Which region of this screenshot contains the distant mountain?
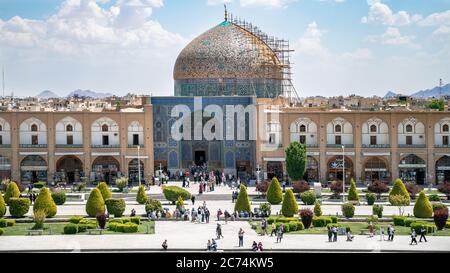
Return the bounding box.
[37,90,59,99]
[383,91,397,99]
[411,83,450,98]
[67,89,114,98]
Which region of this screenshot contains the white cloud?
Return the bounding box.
[240,0,296,8]
[361,1,421,26]
[207,0,233,5]
[366,27,419,49]
[295,22,329,57]
[418,10,450,26]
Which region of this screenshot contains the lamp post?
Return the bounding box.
[137,145,141,187]
[342,145,345,203]
[256,164,261,184]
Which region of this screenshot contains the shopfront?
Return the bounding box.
[364,157,390,182]
[399,154,426,185]
[0,156,11,180]
[327,156,353,182]
[436,156,450,184]
[20,155,48,183]
[91,156,120,184]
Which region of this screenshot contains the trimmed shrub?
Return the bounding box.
[0,228,3,235]
[300,191,316,205]
[32,209,46,230]
[130,216,141,225]
[122,223,139,233]
[438,182,450,199]
[366,193,376,205]
[372,204,383,218]
[85,188,105,217]
[341,202,355,218]
[330,181,343,197]
[9,198,30,218]
[434,208,448,230]
[330,216,338,224]
[267,217,298,224]
[288,221,298,231]
[0,193,6,217]
[0,219,14,228]
[234,184,251,213]
[51,191,66,205]
[299,208,314,228]
[108,222,120,231]
[432,203,448,212]
[405,183,420,199]
[33,182,46,189]
[313,200,322,217]
[145,199,163,213]
[162,185,191,203]
[256,181,269,195]
[446,221,450,229]
[96,213,107,229]
[368,180,389,199]
[105,198,126,217]
[266,177,283,205]
[389,179,410,205]
[292,181,310,194]
[413,191,433,218]
[275,222,290,233]
[259,203,271,216]
[176,196,185,211]
[404,218,417,227]
[77,219,97,232]
[64,224,78,234]
[115,177,129,192]
[429,194,441,202]
[313,216,332,227]
[69,216,83,224]
[347,179,359,202]
[282,189,298,217]
[4,182,20,205]
[393,216,406,226]
[97,182,112,201]
[33,187,57,217]
[410,222,435,234]
[109,218,124,224]
[136,185,148,204]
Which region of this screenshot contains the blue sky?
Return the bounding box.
[0,0,449,97]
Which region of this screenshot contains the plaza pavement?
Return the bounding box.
[1,220,449,252]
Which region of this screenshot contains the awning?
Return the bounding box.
[21,166,48,171]
[263,157,285,162]
[398,164,426,168]
[365,168,388,172]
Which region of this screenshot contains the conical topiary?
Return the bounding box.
[313,200,322,217]
[267,177,283,205]
[413,191,433,218]
[234,184,251,213]
[4,182,20,205]
[0,193,6,217]
[136,185,148,204]
[33,187,57,217]
[86,188,105,217]
[389,178,410,205]
[347,178,359,202]
[97,182,112,201]
[281,189,298,217]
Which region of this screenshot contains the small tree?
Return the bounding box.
[299,208,314,229]
[292,181,310,194]
[330,181,343,198]
[390,194,410,216]
[438,182,450,200]
[313,200,322,217]
[434,208,449,230]
[234,184,251,213]
[281,189,298,217]
[32,209,46,230]
[347,178,359,202]
[341,202,355,218]
[405,183,420,199]
[86,188,105,217]
[96,213,107,229]
[0,193,6,217]
[115,177,129,192]
[285,142,307,182]
[255,181,269,196]
[136,185,148,204]
[413,191,433,218]
[97,182,112,201]
[368,181,389,200]
[266,177,283,205]
[33,187,57,218]
[389,178,410,205]
[4,182,20,205]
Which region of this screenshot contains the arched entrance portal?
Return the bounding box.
[399,154,426,185]
[21,155,47,183]
[364,157,389,182]
[327,156,353,182]
[56,156,83,184]
[304,156,319,182]
[0,156,11,180]
[436,156,450,184]
[267,161,283,180]
[92,156,120,184]
[129,159,144,185]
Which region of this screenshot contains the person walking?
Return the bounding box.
[260,219,267,236]
[217,209,223,222]
[379,226,385,241]
[224,210,230,224]
[216,223,224,239]
[270,223,277,237]
[387,224,395,241]
[191,195,196,205]
[419,226,427,242]
[238,228,245,247]
[410,229,418,245]
[332,226,338,242]
[162,240,168,250]
[205,208,210,223]
[207,240,212,251]
[327,226,333,242]
[276,225,284,243]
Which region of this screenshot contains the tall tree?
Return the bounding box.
[285,142,307,182]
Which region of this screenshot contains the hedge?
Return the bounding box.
[341,202,355,218]
[410,222,436,234]
[366,193,376,205]
[109,222,138,233]
[266,177,283,205]
[145,199,163,213]
[51,191,66,205]
[330,216,338,224]
[389,178,410,205]
[4,182,20,205]
[0,219,15,228]
[429,194,441,202]
[162,185,191,203]
[0,193,6,217]
[9,198,31,218]
[267,217,298,224]
[393,216,406,226]
[404,218,417,227]
[136,185,148,204]
[281,189,298,217]
[105,198,126,217]
[64,224,78,234]
[300,191,316,205]
[413,191,433,218]
[69,216,83,224]
[130,216,141,225]
[275,222,290,233]
[0,228,3,236]
[85,188,105,217]
[33,187,57,217]
[97,182,112,201]
[33,182,46,189]
[432,203,448,212]
[77,219,97,232]
[288,221,304,231]
[234,184,251,213]
[313,216,333,227]
[446,221,450,229]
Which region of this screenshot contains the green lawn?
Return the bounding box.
[250,221,450,236]
[1,221,155,236]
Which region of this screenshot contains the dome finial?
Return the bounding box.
[224,4,228,21]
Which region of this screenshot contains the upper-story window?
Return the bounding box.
[335,125,342,133]
[102,124,109,132]
[299,125,306,132]
[406,124,413,133]
[31,124,38,132]
[370,125,377,133]
[66,124,73,132]
[443,124,449,132]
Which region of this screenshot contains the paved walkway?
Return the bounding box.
[0,221,449,252]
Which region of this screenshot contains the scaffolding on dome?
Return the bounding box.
[229,13,301,105]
